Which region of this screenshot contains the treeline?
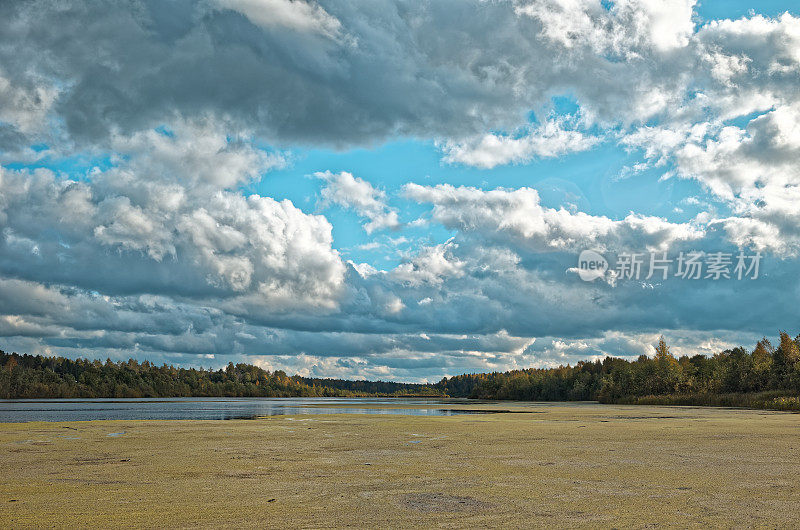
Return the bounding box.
[3,332,800,410]
[294,377,441,397]
[435,332,800,410]
[436,360,605,401]
[0,353,439,399]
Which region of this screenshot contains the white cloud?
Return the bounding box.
[404,183,704,252]
[1,2,800,381]
[440,118,599,169]
[625,103,800,254]
[315,171,400,233]
[0,128,345,308]
[213,0,343,39]
[110,120,286,188]
[390,242,465,286]
[514,0,696,54]
[0,71,58,135]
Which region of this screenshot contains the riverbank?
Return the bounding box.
[2,402,799,527]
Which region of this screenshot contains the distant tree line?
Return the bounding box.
[435,332,800,410]
[293,376,440,396]
[2,332,800,410]
[0,353,438,399]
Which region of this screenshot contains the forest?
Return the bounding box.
[435,332,800,410]
[2,332,800,410]
[0,354,438,399]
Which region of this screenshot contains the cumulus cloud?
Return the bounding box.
[0,128,345,307]
[0,0,794,162]
[315,171,400,233]
[440,118,599,169]
[625,102,800,254]
[403,183,704,252]
[0,70,58,135]
[0,1,799,381]
[109,120,286,188]
[390,242,465,286]
[213,0,344,39]
[0,0,747,150]
[523,329,762,368]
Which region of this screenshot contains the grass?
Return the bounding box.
[2,402,800,528]
[608,390,800,410]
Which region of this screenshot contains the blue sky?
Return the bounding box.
[0,0,799,381]
[262,142,693,265]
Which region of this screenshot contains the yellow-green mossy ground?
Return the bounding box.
[2,402,799,528]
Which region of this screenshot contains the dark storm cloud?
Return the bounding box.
[0,0,545,148]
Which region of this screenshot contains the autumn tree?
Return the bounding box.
[654,336,671,361]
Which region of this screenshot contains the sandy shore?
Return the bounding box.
[2,402,799,528]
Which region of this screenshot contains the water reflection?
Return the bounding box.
[0,397,503,422]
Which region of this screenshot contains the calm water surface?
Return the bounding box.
[0,397,494,422]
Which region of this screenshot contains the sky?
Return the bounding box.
[0,0,799,382]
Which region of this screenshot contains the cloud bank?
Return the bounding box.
[0,0,798,380]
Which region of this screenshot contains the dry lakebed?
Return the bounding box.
[2,401,799,528]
